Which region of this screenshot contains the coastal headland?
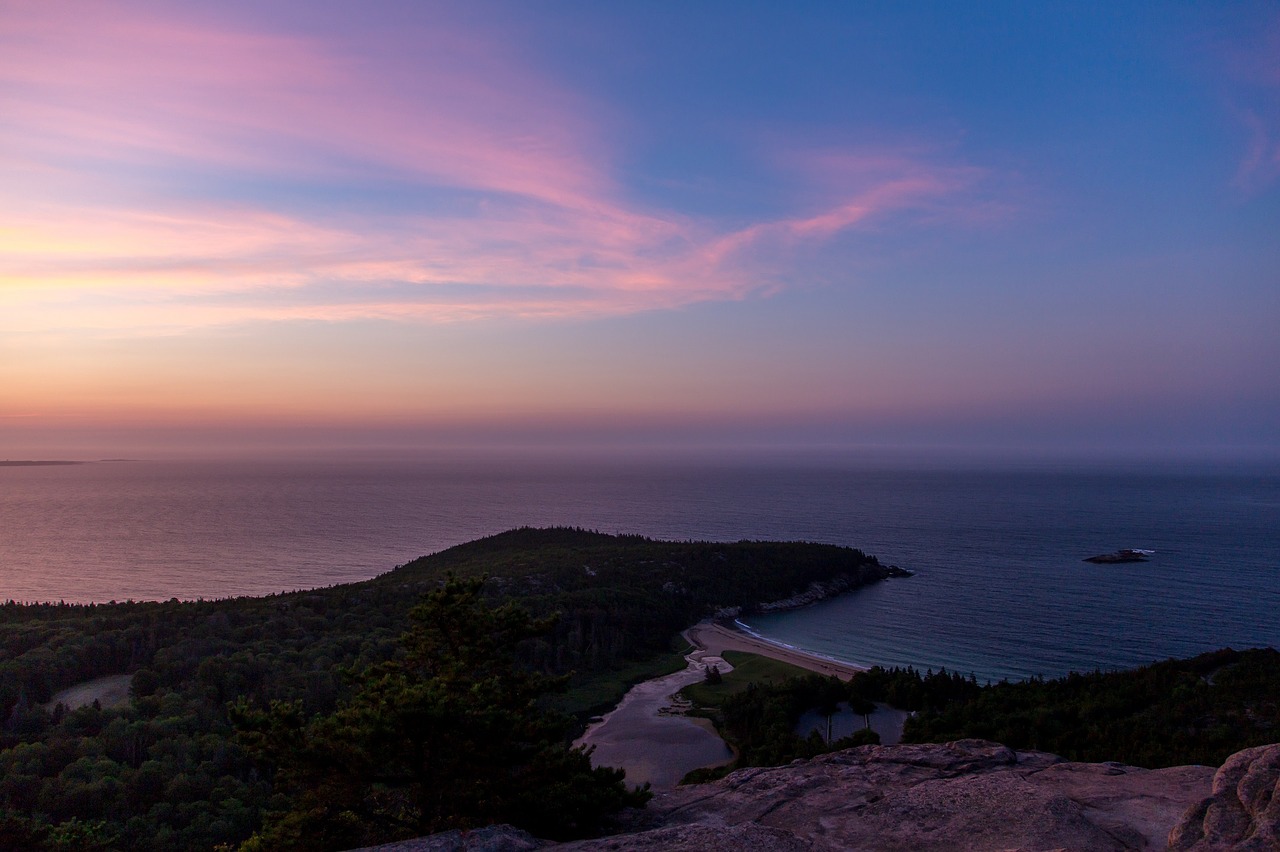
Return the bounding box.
[0,528,899,847]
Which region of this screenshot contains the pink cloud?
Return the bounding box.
[698,168,977,271]
[1231,106,1280,191]
[1,4,612,204]
[0,3,996,334]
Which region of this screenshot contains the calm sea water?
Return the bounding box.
[2,457,1277,682]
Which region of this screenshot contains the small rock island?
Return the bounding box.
[1084,548,1153,564]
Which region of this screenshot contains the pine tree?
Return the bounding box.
[234,575,647,850]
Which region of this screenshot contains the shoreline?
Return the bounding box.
[578,620,873,787]
[683,619,867,682]
[575,646,735,789]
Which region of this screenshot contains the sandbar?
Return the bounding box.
[576,652,734,789]
[579,621,870,788]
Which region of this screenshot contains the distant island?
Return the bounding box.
[0,460,84,466]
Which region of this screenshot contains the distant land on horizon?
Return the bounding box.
[0,460,85,467]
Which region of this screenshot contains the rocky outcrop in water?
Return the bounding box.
[1085,549,1151,564]
[359,740,1280,852]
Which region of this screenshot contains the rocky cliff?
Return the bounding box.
[359,739,1280,852]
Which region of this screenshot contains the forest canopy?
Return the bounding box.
[0,528,888,850]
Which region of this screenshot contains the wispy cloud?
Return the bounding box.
[1231,102,1280,192]
[0,3,993,335]
[1208,11,1280,192]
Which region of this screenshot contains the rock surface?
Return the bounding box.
[349,825,545,851]
[1168,743,1280,850]
[560,739,1216,852]
[360,741,1280,852]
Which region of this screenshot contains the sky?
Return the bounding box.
[2,1,1278,461]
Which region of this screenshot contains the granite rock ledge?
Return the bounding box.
[1168,742,1280,850]
[357,740,1280,852]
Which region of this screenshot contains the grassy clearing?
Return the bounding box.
[681,650,811,708]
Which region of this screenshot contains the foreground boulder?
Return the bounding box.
[1168,743,1280,850]
[363,740,1280,851]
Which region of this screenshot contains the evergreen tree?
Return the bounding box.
[234,576,647,850]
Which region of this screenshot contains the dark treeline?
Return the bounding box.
[687,649,1279,781]
[0,528,886,850]
[686,673,881,781]
[899,647,1280,767]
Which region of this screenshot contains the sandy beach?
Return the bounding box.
[683,620,867,681]
[687,621,912,743]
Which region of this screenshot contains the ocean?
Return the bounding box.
[2,456,1277,683]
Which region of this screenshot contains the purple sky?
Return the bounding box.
[2,1,1278,460]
